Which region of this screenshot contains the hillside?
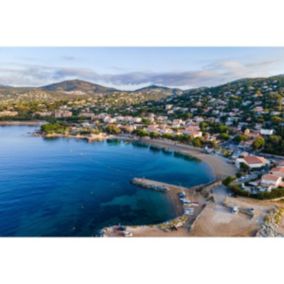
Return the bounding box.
[41,79,118,95]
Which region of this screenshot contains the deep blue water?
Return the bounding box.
[0,126,214,236]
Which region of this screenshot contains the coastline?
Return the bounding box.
[42,132,109,142]
[4,125,281,237]
[37,131,239,237]
[0,120,46,126]
[113,135,237,180]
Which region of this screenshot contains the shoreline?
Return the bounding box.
[35,132,239,237]
[0,120,46,126]
[16,123,236,180]
[4,125,281,236]
[113,135,237,180]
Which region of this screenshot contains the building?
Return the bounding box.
[271,167,284,179]
[235,155,269,169]
[54,110,73,118]
[261,174,282,188]
[0,111,18,117]
[260,129,274,136]
[79,112,95,119]
[183,126,202,138]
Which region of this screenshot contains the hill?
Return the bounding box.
[41,79,118,95]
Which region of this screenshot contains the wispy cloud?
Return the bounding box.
[0,57,281,90]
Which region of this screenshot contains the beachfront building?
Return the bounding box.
[235,155,269,169]
[183,126,202,138]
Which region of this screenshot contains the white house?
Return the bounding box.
[271,167,284,179]
[260,129,274,136]
[261,174,282,188]
[235,155,269,169]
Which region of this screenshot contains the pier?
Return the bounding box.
[131,177,222,195]
[131,177,190,192]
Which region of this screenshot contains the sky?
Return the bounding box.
[0,47,284,90]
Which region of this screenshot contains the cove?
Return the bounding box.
[0,126,214,236]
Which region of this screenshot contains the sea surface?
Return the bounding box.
[0,126,214,236]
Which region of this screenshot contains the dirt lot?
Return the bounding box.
[189,196,275,237]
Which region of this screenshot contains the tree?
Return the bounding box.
[252,136,265,150]
[222,176,236,186]
[135,129,148,137]
[240,162,250,173]
[192,137,203,147]
[41,122,68,134]
[235,134,248,143]
[149,132,160,139]
[220,133,230,140]
[105,124,121,134]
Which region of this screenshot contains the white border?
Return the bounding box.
[1,0,284,283]
[0,0,284,46]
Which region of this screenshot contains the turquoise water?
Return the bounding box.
[0,126,214,236]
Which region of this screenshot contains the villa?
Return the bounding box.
[183,126,202,138]
[261,174,282,189]
[235,155,269,169]
[271,167,284,178]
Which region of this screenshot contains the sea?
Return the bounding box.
[0,126,214,236]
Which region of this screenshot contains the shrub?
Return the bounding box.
[222,176,236,186]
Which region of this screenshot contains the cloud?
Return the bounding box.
[0,57,281,90]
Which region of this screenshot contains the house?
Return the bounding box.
[79,112,95,119]
[172,119,183,128]
[54,110,73,118]
[183,125,202,138]
[0,111,18,117]
[235,155,269,169]
[261,174,282,188]
[260,129,274,136]
[146,125,159,133]
[277,161,284,168]
[271,167,284,178]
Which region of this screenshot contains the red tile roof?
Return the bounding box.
[244,156,267,165]
[271,167,284,173]
[262,174,280,182]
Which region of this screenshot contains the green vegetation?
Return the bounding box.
[252,136,265,150]
[229,183,284,200]
[222,176,236,186]
[264,134,284,156]
[135,129,149,137]
[41,122,68,135]
[105,124,121,134]
[234,134,248,143]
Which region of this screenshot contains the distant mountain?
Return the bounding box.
[41,79,118,95]
[1,74,284,104]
